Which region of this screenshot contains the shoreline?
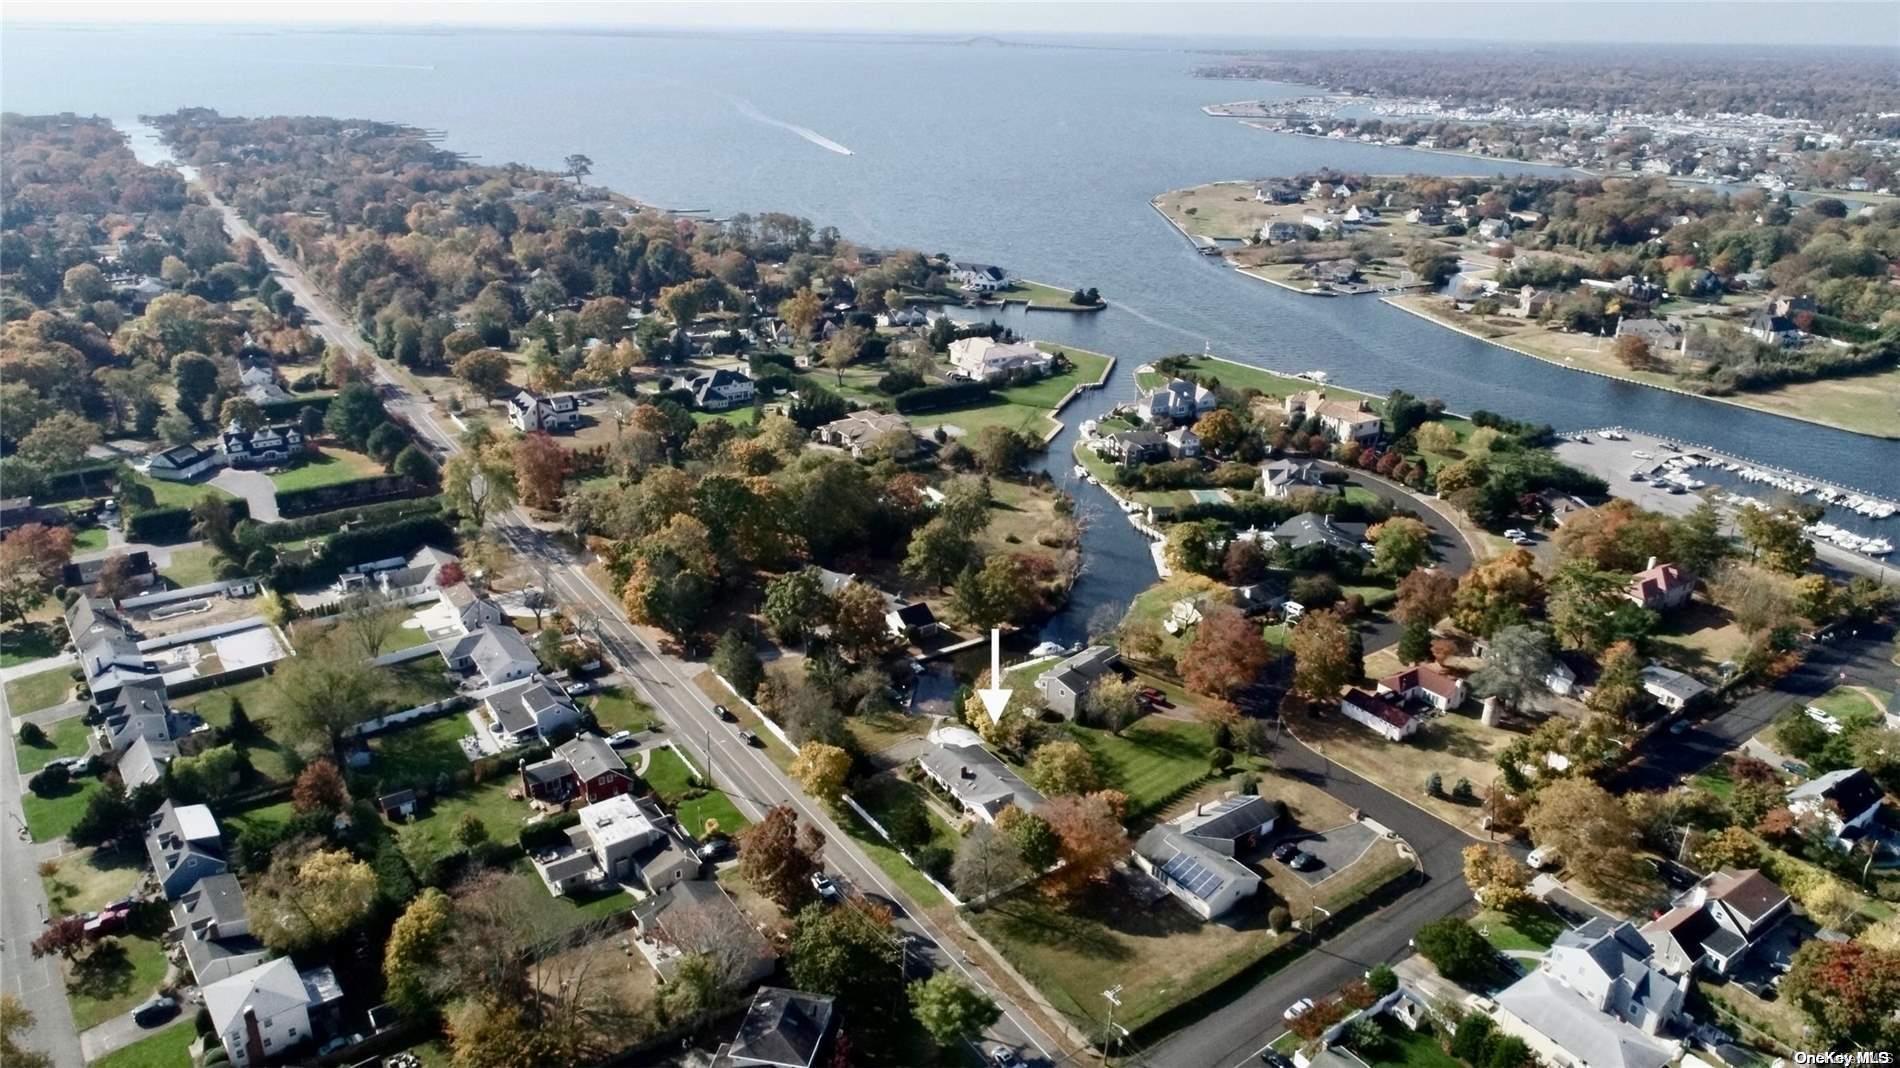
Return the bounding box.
[1234,121,1578,173]
[1379,297,1899,441]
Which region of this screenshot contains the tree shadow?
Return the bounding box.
[67,940,134,1002]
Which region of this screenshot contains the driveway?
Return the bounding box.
[80,1012,187,1062]
[1275,821,1380,886]
[209,467,280,522]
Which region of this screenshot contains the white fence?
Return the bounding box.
[709,672,797,751]
[841,792,964,906]
[346,697,466,740]
[121,577,258,610]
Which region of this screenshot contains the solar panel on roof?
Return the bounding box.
[1159,849,1226,899]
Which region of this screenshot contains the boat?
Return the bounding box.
[1073,464,1088,478]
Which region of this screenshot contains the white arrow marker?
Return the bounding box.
[976,627,1013,724]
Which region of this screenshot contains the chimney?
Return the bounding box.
[1646,556,1658,571]
[242,1005,265,1067]
[959,766,973,781]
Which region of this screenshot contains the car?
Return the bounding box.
[715,704,737,722]
[697,837,733,862]
[1628,471,1647,482]
[1289,850,1321,872]
[1259,1053,1294,1068]
[84,905,132,938]
[989,1047,1028,1068]
[1780,760,1810,777]
[1510,535,1535,546]
[318,1034,364,1056]
[1527,846,1559,870]
[1631,450,1653,459]
[563,680,595,696]
[811,872,841,902]
[1282,997,1315,1022]
[1271,842,1300,862]
[739,730,761,747]
[1668,720,1690,735]
[131,995,178,1027]
[1137,687,1169,707]
[1503,528,1527,539]
[605,730,637,748]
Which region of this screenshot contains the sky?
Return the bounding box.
[6,0,1897,48]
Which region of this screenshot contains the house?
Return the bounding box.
[885,601,942,642]
[1272,512,1368,556]
[1492,969,1679,1068]
[1742,305,1805,347]
[361,545,460,598]
[531,792,700,897]
[146,443,220,481]
[720,987,836,1068]
[946,337,1050,381]
[239,359,293,406]
[203,958,344,1068]
[1788,767,1886,849]
[1641,868,1790,976]
[1254,182,1301,204]
[949,262,1010,292]
[1628,559,1693,612]
[120,734,178,790]
[0,496,68,532]
[1302,214,1342,238]
[1259,221,1303,244]
[815,410,914,458]
[219,423,306,468]
[1376,663,1467,711]
[146,802,228,900]
[62,550,157,595]
[1343,204,1378,225]
[1536,920,1687,1034]
[1173,793,1279,852]
[1284,390,1381,443]
[1305,259,1361,286]
[688,367,756,411]
[1502,285,1557,320]
[508,389,583,433]
[1164,427,1201,459]
[99,677,185,756]
[1137,377,1218,424]
[1404,205,1444,225]
[1339,688,1418,741]
[632,879,775,985]
[918,735,1047,823]
[484,676,584,746]
[1639,664,1708,711]
[1102,429,1169,465]
[520,732,634,804]
[377,789,417,820]
[1613,318,1684,355]
[877,305,930,330]
[67,595,154,703]
[1477,218,1513,240]
[171,873,268,986]
[1132,823,1262,921]
[440,583,507,632]
[1035,645,1119,720]
[442,625,540,686]
[1260,459,1323,498]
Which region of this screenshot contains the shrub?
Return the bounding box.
[1366,963,1397,996]
[1424,771,1442,796]
[30,763,70,796]
[914,844,952,880]
[1449,1013,1495,1062]
[1208,747,1234,773]
[17,722,45,746]
[893,380,994,414]
[1268,905,1291,932]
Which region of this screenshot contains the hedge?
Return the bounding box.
[126,499,251,543]
[41,462,121,502]
[275,475,424,518]
[253,498,443,544]
[324,515,454,567]
[257,394,332,422]
[893,380,994,413]
[519,810,582,853]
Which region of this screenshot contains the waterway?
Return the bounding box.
[6,25,1890,641]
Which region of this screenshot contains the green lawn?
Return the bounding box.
[1811,686,1888,729]
[66,929,170,1030]
[1144,356,1376,409]
[997,280,1097,310]
[22,777,103,841]
[910,347,1113,441]
[643,745,698,803]
[71,526,110,551]
[159,544,225,588]
[397,780,531,862]
[589,686,658,733]
[41,847,144,916]
[90,1021,195,1068]
[1362,1018,1462,1068]
[676,789,750,840]
[1693,762,1735,802]
[16,715,93,773]
[0,624,62,668]
[838,803,946,907]
[268,446,384,491]
[365,713,473,792]
[692,406,758,426]
[1051,718,1215,820]
[130,474,235,510]
[1474,902,1566,952]
[6,666,75,715]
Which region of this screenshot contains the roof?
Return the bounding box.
[579,793,660,849]
[1038,645,1119,697]
[690,367,753,402]
[819,410,911,447]
[1554,919,1680,1023]
[636,880,773,974]
[204,958,309,1035]
[1378,663,1462,703]
[471,625,537,680]
[174,804,221,844]
[521,757,574,786]
[729,987,835,1068]
[1639,664,1708,702]
[1495,970,1674,1068]
[918,742,1047,816]
[1343,688,1413,731]
[1630,561,1691,602]
[1790,767,1884,818]
[1175,794,1276,843]
[175,873,249,931]
[888,601,937,628]
[119,734,177,789]
[556,733,629,783]
[1134,825,1258,904]
[150,443,211,468]
[1702,868,1788,925]
[487,677,571,734]
[1272,512,1366,555]
[1261,459,1319,486]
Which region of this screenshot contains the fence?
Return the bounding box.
[709,672,797,751]
[841,792,964,906]
[346,697,468,740]
[121,577,259,610]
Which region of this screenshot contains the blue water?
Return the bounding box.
[5,25,1892,639]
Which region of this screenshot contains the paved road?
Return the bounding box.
[0,684,85,1068]
[1327,463,1477,655]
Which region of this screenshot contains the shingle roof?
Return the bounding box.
[1134,825,1258,905]
[1790,768,1884,820]
[556,733,628,783]
[1175,794,1276,844]
[1703,868,1788,926]
[1343,688,1413,730]
[918,742,1046,817]
[204,959,308,1039]
[1272,512,1366,554]
[1495,971,1673,1068]
[730,987,835,1068]
[1377,663,1462,703]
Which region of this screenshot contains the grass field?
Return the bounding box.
[71,526,110,551]
[909,347,1113,441]
[397,779,530,862]
[16,715,92,773]
[66,929,169,1030]
[998,280,1099,311]
[159,544,225,588]
[0,624,62,668]
[1810,686,1888,728]
[1051,718,1214,820]
[1473,902,1566,953]
[1362,1018,1462,1068]
[22,777,104,841]
[366,714,474,791]
[41,847,144,916]
[676,790,749,840]
[268,447,383,491]
[643,745,698,802]
[130,474,235,510]
[1284,700,1506,834]
[6,665,74,716]
[838,802,946,907]
[588,686,659,733]
[91,1022,195,1068]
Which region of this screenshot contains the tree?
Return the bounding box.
[1525,778,1642,898]
[29,916,89,962]
[1397,621,1433,665]
[453,349,514,397]
[1413,917,1493,982]
[789,743,851,806]
[0,524,72,626]
[1671,499,1730,578]
[1736,505,1814,574]
[442,450,517,528]
[274,646,385,763]
[902,517,977,591]
[172,352,220,422]
[1613,334,1660,370]
[251,845,378,953]
[68,781,137,849]
[1082,675,1142,735]
[1288,607,1358,704]
[763,568,829,645]
[512,432,570,511]
[1452,550,1545,637]
[1783,940,1900,1049]
[950,825,1029,901]
[997,807,1058,869]
[18,412,101,471]
[1043,792,1129,899]
[1588,641,1645,719]
[383,888,453,1019]
[1461,844,1532,909]
[711,629,765,699]
[1692,827,1761,872]
[822,324,865,385]
[737,804,825,911]
[218,396,263,431]
[455,811,490,848]
[909,973,1002,1047]
[830,581,893,661]
[1548,561,1653,654]
[972,426,1029,475]
[1368,517,1432,577]
[0,994,53,1068]
[1366,963,1398,996]
[393,444,437,486]
[1026,740,1101,796]
[324,381,388,450]
[1469,624,1555,712]
[1222,538,1270,585]
[787,900,900,1013]
[1181,604,1272,699]
[563,153,593,186]
[777,290,822,347]
[169,744,247,803]
[1192,409,1245,455]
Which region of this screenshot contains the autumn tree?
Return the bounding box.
[442,449,517,529]
[1043,792,1130,899]
[1587,641,1644,719]
[1180,604,1272,699]
[1461,844,1532,909]
[829,581,893,661]
[787,900,900,1015]
[1525,778,1643,899]
[1082,675,1142,735]
[1692,827,1761,872]
[1735,505,1815,574]
[0,994,53,1068]
[1285,610,1357,708]
[291,759,351,814]
[1613,334,1660,370]
[1026,739,1101,797]
[453,348,513,397]
[1368,516,1433,577]
[513,431,570,511]
[1548,561,1654,654]
[0,523,73,626]
[1451,550,1544,637]
[383,888,453,1018]
[763,568,829,645]
[251,844,379,952]
[963,672,1037,755]
[737,804,826,911]
[789,743,851,806]
[29,916,90,962]
[822,324,865,385]
[1192,408,1245,455]
[1469,624,1554,712]
[778,290,822,348]
[909,973,1002,1047]
[1783,940,1900,1049]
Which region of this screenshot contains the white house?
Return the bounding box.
[885,601,942,642]
[146,443,220,481]
[531,792,700,897]
[1640,868,1790,977]
[917,732,1046,824]
[1137,377,1217,424]
[1164,427,1201,459]
[687,368,756,411]
[1284,389,1381,443]
[1301,213,1342,238]
[946,337,1050,381]
[1375,663,1467,711]
[219,423,306,468]
[1639,664,1708,711]
[1133,821,1262,921]
[1788,768,1886,850]
[950,262,1010,292]
[1260,459,1323,498]
[508,389,583,433]
[440,583,506,633]
[1628,559,1693,612]
[1339,688,1418,741]
[1259,221,1303,244]
[484,676,584,746]
[204,958,343,1068]
[441,625,540,687]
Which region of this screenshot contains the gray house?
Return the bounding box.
[1034,646,1120,720]
[171,873,269,985]
[146,802,228,900]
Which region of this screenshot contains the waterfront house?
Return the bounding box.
[1271,512,1368,557]
[1613,318,1684,355]
[686,367,756,411]
[1305,259,1361,286]
[1259,459,1323,498]
[1788,767,1885,850]
[816,410,915,458]
[918,734,1046,823]
[1102,429,1169,465]
[1260,221,1303,244]
[949,262,1010,292]
[1339,688,1418,741]
[1628,559,1693,612]
[219,422,305,468]
[1164,427,1202,459]
[1137,377,1217,424]
[1284,389,1381,443]
[508,389,583,433]
[1742,306,1805,347]
[146,443,220,481]
[885,601,942,642]
[1035,645,1120,719]
[1254,182,1301,204]
[1503,285,1556,320]
[947,337,1050,381]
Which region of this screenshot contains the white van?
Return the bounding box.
[1526,846,1559,870]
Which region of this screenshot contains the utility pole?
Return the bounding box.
[1100,985,1122,1066]
[704,722,716,791]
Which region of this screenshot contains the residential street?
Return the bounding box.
[0,682,85,1068]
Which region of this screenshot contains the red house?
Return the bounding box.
[519,733,632,805]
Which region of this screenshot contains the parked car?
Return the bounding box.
[605,730,637,748]
[131,996,178,1027]
[1259,1053,1294,1068]
[1271,842,1300,862]
[1503,529,1527,540]
[1780,760,1810,777]
[739,730,761,747]
[84,904,133,938]
[1668,720,1690,735]
[989,1047,1028,1068]
[1289,851,1321,872]
[1527,846,1559,870]
[811,872,841,902]
[1137,687,1170,707]
[696,837,733,863]
[715,704,737,722]
[564,680,595,696]
[1282,997,1315,1022]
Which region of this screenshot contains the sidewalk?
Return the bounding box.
[1,654,76,683]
